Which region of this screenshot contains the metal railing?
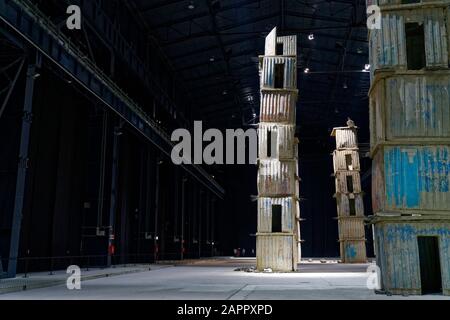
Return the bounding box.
[0,250,216,278]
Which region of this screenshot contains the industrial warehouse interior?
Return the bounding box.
[0,0,450,306]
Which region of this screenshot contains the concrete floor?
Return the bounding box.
[0,258,448,300]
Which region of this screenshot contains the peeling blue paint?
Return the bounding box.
[345,244,357,260]
[375,222,450,294]
[384,146,450,209]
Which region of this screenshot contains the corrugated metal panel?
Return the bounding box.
[335,171,362,194]
[424,8,448,67]
[258,197,295,232]
[369,9,448,70]
[256,234,296,271]
[384,146,450,211]
[258,124,296,159]
[340,240,367,263]
[338,218,366,239]
[372,150,386,213]
[261,57,297,89]
[369,14,406,70]
[277,36,297,56]
[336,193,365,217]
[260,91,296,123]
[335,128,358,149]
[265,27,277,55]
[258,160,296,196]
[385,75,450,138]
[375,222,450,295]
[333,150,361,171]
[369,82,385,148]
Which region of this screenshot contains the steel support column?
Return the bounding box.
[180,176,187,260]
[107,123,121,267]
[154,156,162,262]
[7,60,36,278]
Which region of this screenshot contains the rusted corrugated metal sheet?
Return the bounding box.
[383,146,450,211]
[369,83,385,149]
[369,8,448,70]
[333,128,358,149]
[372,150,386,214]
[335,171,362,194]
[277,36,297,56]
[261,57,297,89]
[258,197,295,232]
[258,124,296,159]
[385,75,450,138]
[375,221,450,295]
[338,218,365,239]
[333,150,361,171]
[258,160,296,196]
[336,194,364,217]
[256,234,296,271]
[260,91,296,123]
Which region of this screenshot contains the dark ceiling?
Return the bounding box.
[130,0,370,145]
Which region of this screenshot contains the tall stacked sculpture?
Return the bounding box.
[331,123,367,263]
[257,27,301,272]
[367,0,450,295]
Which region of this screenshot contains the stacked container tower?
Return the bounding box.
[331,125,367,263]
[367,0,450,295]
[256,27,301,272]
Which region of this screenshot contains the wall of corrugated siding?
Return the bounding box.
[260,91,296,123]
[338,218,365,239]
[385,75,450,138]
[335,171,362,194]
[383,146,450,211]
[369,83,386,149]
[261,57,297,89]
[336,194,365,217]
[340,240,367,263]
[277,36,297,56]
[333,150,361,171]
[258,197,296,233]
[259,124,296,159]
[256,234,295,271]
[372,150,386,213]
[335,129,358,149]
[258,160,296,196]
[375,222,450,295]
[369,8,448,70]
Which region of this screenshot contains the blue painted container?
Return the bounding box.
[375,220,450,295]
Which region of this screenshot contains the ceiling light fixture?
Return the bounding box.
[187,1,195,10]
[304,68,310,74]
[308,34,314,41]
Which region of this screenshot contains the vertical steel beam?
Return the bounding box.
[7,62,36,278]
[107,123,121,267]
[180,176,187,260]
[198,190,203,258]
[154,156,162,262]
